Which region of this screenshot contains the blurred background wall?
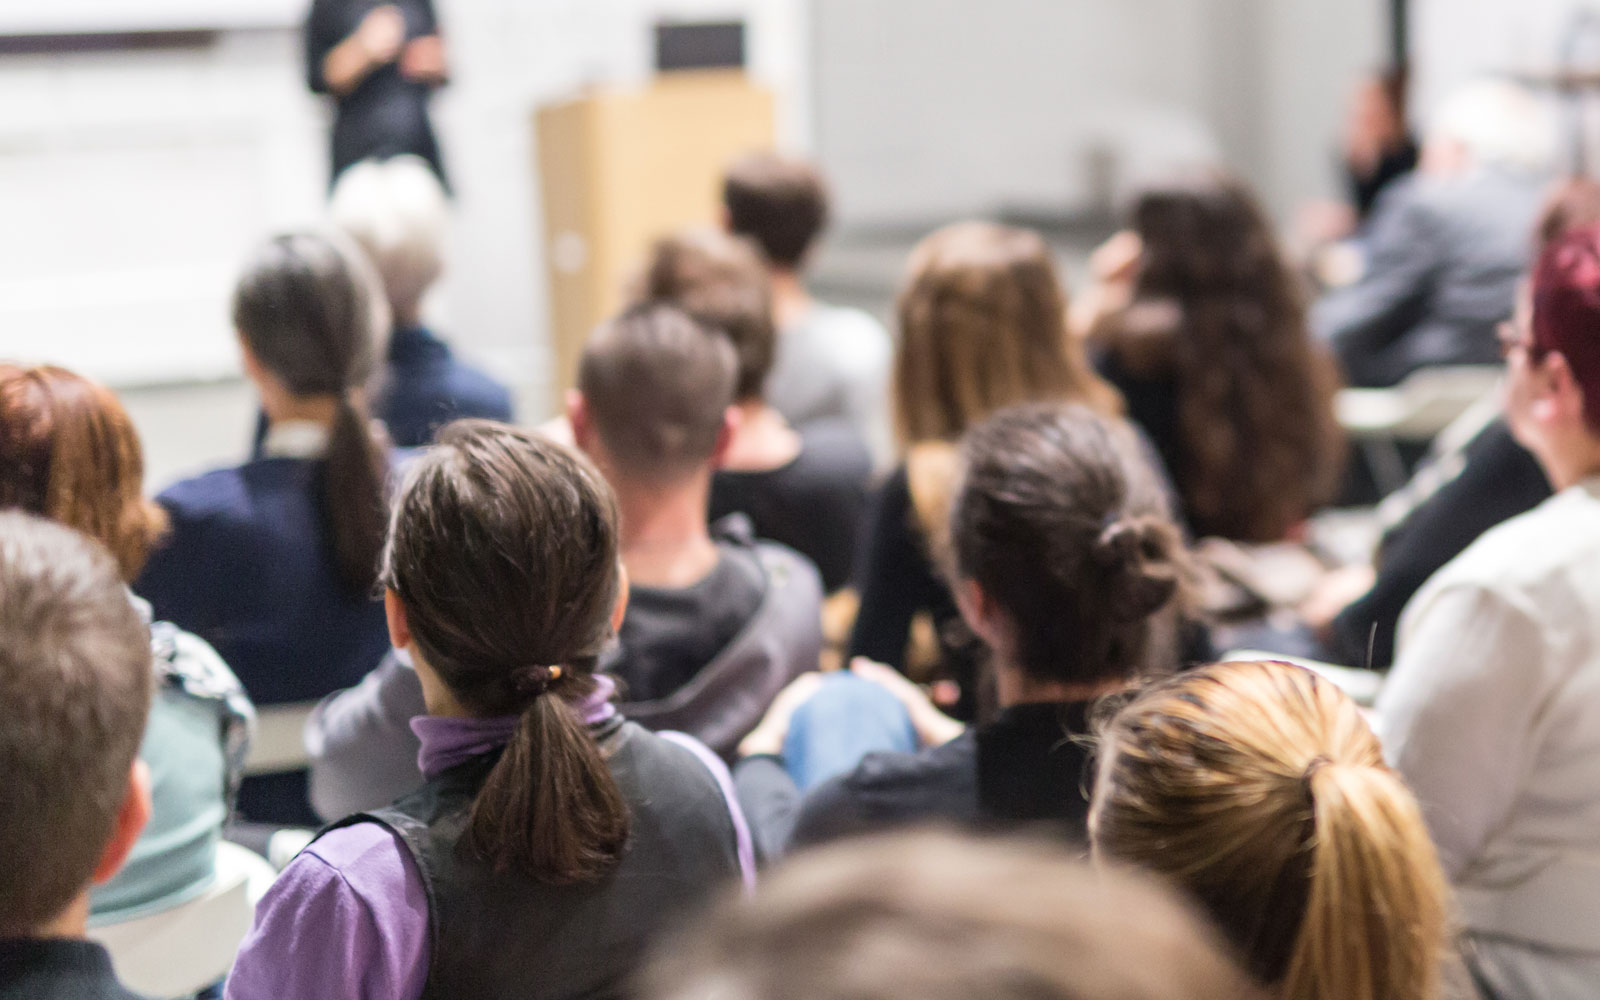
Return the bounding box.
[1,0,1596,481]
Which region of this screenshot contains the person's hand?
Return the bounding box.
[400,34,448,83]
[357,5,406,66]
[849,658,965,748]
[1089,230,1143,286]
[1299,563,1377,634]
[738,672,826,759]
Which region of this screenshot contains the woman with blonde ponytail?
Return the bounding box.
[227,421,749,1000]
[1090,659,1450,1000]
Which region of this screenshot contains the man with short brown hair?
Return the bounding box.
[0,513,154,999]
[722,153,892,466]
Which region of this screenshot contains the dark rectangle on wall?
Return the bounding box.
[0,30,217,56]
[655,21,745,72]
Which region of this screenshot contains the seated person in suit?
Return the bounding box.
[645,832,1259,1000]
[1313,79,1554,388]
[0,365,252,927]
[331,155,512,445]
[1376,223,1600,998]
[137,232,397,825]
[733,402,1188,858]
[639,229,872,593]
[0,514,157,1000]
[722,153,893,468]
[305,307,825,819]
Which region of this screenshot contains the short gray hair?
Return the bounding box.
[330,155,450,320]
[0,512,151,933]
[1428,79,1557,174]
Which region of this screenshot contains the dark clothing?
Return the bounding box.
[709,420,872,592]
[1330,418,1551,668]
[1349,138,1420,221]
[0,939,141,1000]
[137,456,395,824]
[138,458,391,708]
[613,539,768,703]
[328,719,741,1000]
[847,465,980,715]
[375,326,513,447]
[1095,351,1188,522]
[1313,166,1546,388]
[305,0,447,185]
[737,701,1096,856]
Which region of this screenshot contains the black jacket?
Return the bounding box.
[736,701,1097,860]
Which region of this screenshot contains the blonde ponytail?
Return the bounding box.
[1288,763,1448,1000]
[1091,660,1450,1000]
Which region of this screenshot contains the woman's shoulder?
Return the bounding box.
[156,458,319,523]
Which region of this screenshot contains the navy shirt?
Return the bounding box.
[375,325,513,447]
[137,457,391,708]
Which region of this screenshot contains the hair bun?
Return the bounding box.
[1091,514,1182,622]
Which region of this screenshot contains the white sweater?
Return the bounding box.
[1378,477,1600,954]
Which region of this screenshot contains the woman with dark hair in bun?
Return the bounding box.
[227,421,748,1000]
[734,402,1190,854]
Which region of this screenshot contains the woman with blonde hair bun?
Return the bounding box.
[1090,659,1450,1000]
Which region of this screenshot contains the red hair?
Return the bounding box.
[1532,223,1600,431]
[0,365,167,580]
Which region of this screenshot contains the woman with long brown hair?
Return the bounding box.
[0,364,253,926]
[136,231,395,824]
[849,222,1123,717]
[1091,659,1451,1000]
[1083,172,1344,542]
[227,421,748,1000]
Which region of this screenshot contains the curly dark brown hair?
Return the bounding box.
[1097,172,1344,542]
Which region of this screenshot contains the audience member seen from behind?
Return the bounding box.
[1311,177,1600,667]
[0,514,156,1000]
[735,403,1186,856]
[304,307,825,818]
[722,152,893,466]
[331,155,511,446]
[1377,223,1600,999]
[137,232,394,825]
[1313,79,1556,387]
[638,228,872,593]
[228,422,748,1000]
[645,832,1263,1000]
[0,366,252,927]
[850,221,1123,718]
[574,305,824,754]
[1092,659,1451,1000]
[1081,171,1344,543]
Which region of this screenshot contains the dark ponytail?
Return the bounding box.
[382,421,629,883]
[950,403,1189,685]
[233,231,391,593]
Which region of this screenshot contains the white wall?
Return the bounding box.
[809,0,1386,229]
[0,0,809,414]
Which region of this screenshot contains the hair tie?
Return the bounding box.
[511,664,564,699]
[1301,755,1332,787]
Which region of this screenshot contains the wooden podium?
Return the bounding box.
[536,70,776,409]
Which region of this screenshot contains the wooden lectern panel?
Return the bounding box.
[536,70,776,410]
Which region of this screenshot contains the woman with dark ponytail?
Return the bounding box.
[734,401,1189,854]
[227,421,748,1000]
[137,232,396,824]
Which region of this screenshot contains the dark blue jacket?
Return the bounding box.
[136,457,391,708]
[375,325,513,447]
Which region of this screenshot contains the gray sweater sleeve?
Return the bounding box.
[305,652,427,822]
